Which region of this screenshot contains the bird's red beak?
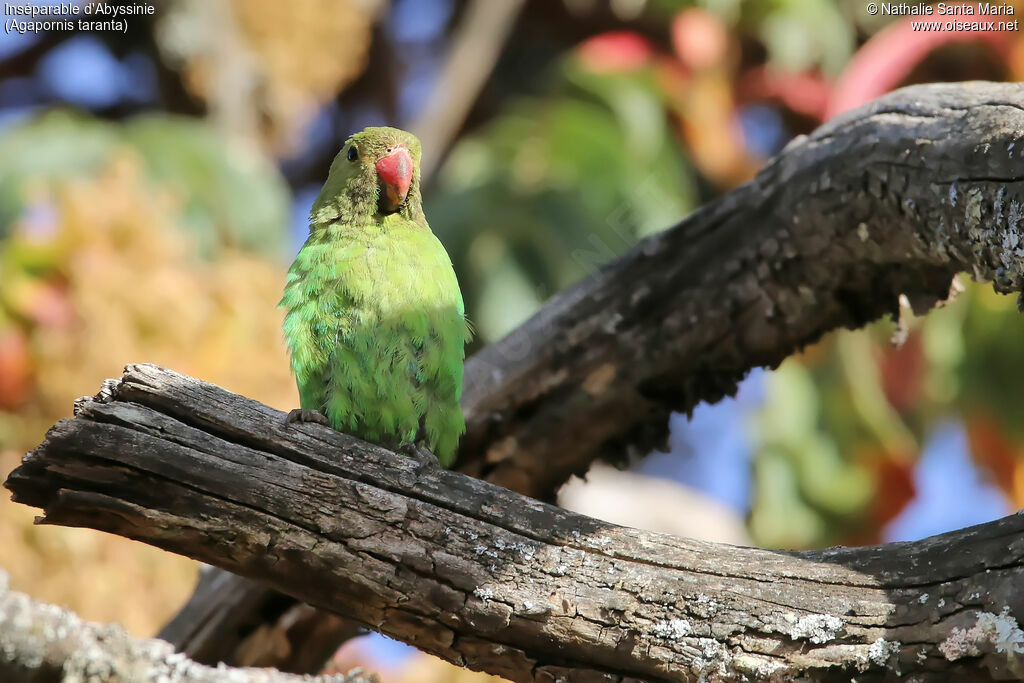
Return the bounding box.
[376,146,413,213]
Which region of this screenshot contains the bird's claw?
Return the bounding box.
[285,408,330,427]
[400,442,439,468]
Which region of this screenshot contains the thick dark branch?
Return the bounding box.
[158,567,362,671]
[64,81,1024,671]
[6,364,1024,682]
[461,80,1024,497]
[0,569,376,683]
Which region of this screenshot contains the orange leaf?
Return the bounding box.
[0,328,33,410]
[965,414,1019,503]
[671,8,728,72]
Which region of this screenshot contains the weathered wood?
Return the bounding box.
[157,567,363,671]
[459,81,1024,498]
[162,80,1024,671]
[0,569,377,683]
[7,364,1024,682]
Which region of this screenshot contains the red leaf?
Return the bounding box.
[577,31,654,74]
[869,455,917,530]
[843,451,917,545]
[877,331,925,414]
[965,414,1019,503]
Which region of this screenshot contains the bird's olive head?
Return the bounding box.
[338,127,422,215]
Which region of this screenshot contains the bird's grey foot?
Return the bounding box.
[400,442,439,468]
[285,408,330,427]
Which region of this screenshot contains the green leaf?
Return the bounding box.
[123,116,290,259]
[0,110,290,259]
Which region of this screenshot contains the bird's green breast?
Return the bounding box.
[281,213,468,465]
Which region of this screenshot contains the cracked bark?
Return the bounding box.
[461,80,1024,498]
[0,569,377,683]
[5,364,1024,682]
[10,80,1024,676]
[159,80,1024,672]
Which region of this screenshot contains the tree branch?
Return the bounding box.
[157,567,363,671]
[6,364,1024,682]
[15,81,1024,675]
[0,568,376,683]
[459,80,1024,498]
[107,80,1024,671]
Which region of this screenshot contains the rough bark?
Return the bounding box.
[157,566,363,671]
[15,80,1024,675]
[459,80,1024,497]
[7,364,1024,682]
[0,569,377,683]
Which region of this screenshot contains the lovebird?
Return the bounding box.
[280,127,471,466]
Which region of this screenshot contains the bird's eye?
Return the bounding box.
[346,146,359,162]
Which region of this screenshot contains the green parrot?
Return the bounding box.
[280,127,470,466]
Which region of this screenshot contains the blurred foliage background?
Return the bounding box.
[1,0,1023,679]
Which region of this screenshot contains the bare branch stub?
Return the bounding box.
[6,363,1024,682]
[0,569,377,683]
